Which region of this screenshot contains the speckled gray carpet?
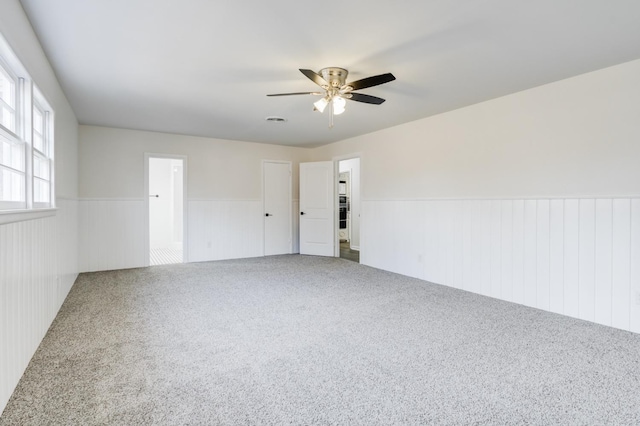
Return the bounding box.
[2,255,640,425]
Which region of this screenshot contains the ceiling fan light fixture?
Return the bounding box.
[267,67,395,127]
[332,96,346,115]
[313,97,329,113]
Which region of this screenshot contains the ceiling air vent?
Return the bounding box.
[265,116,287,123]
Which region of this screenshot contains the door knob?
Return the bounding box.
[265,213,272,217]
[300,212,305,215]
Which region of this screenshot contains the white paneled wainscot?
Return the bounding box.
[79,199,146,272]
[79,198,299,272]
[361,198,640,333]
[188,200,263,262]
[0,198,79,411]
[188,199,301,260]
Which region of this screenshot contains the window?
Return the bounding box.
[0,63,17,132]
[0,34,55,215]
[0,132,26,209]
[0,59,25,210]
[32,89,54,207]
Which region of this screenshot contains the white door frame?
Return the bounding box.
[333,153,362,258]
[262,159,293,255]
[144,153,189,266]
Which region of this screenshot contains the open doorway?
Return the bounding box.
[146,155,186,266]
[337,157,360,263]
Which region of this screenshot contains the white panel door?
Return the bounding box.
[149,158,174,250]
[263,161,292,256]
[300,161,334,256]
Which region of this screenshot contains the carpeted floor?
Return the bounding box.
[2,255,640,425]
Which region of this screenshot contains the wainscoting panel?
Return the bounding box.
[612,199,631,330]
[563,199,580,318]
[56,198,79,305]
[79,199,146,272]
[79,198,299,272]
[512,200,525,305]
[631,199,640,333]
[578,199,596,322]
[0,198,79,413]
[500,201,514,303]
[549,200,564,315]
[187,200,263,262]
[594,199,613,325]
[361,198,640,333]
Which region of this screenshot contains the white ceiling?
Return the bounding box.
[19,0,640,148]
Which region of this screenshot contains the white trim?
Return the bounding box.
[0,208,56,225]
[144,153,189,266]
[361,195,640,202]
[79,197,269,202]
[79,197,146,202]
[187,198,262,202]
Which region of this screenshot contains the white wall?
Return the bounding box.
[0,0,79,413]
[79,125,311,271]
[316,59,640,201]
[313,59,640,333]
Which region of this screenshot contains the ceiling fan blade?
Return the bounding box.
[299,69,329,87]
[346,73,396,91]
[347,93,386,105]
[267,92,323,96]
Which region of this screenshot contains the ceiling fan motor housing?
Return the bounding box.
[319,67,349,88]
[266,67,394,119]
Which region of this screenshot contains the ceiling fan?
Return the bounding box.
[267,67,396,127]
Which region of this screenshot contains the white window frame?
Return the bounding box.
[32,86,55,209]
[0,56,27,211]
[0,57,19,135]
[0,33,56,225]
[0,131,27,210]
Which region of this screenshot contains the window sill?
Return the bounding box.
[0,208,57,225]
